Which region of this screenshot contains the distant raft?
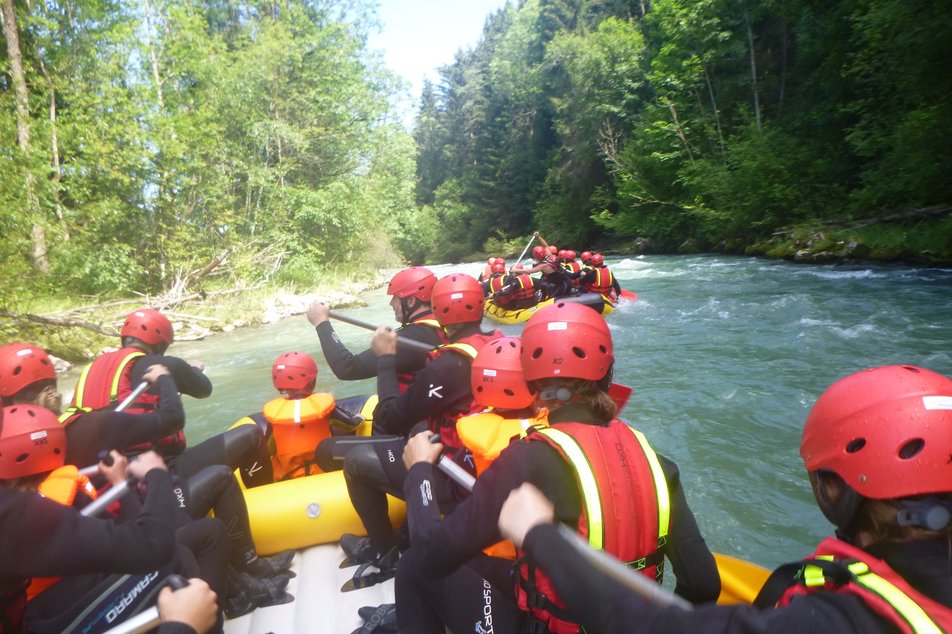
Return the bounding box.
[484,292,615,325]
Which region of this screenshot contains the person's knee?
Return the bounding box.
[343,444,379,482]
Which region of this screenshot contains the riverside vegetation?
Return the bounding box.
[2,0,950,356]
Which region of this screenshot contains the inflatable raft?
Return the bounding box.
[484,292,615,325]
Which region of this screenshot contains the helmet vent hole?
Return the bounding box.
[845,438,866,453]
[571,347,587,359]
[12,367,21,376]
[504,389,514,397]
[598,345,607,354]
[476,386,483,393]
[54,448,61,455]
[531,348,543,360]
[898,438,925,460]
[15,453,29,463]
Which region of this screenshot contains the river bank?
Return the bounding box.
[4,273,390,371]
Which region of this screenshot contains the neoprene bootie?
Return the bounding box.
[342,547,399,592]
[352,603,398,633]
[224,569,294,619]
[340,533,373,561]
[244,549,295,578]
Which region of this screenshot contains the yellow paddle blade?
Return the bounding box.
[714,552,772,605]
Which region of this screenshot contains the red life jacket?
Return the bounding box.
[777,537,952,634]
[59,348,185,456]
[515,420,671,634]
[489,274,535,306]
[395,316,449,392]
[424,331,501,450]
[584,266,616,297]
[562,261,582,286]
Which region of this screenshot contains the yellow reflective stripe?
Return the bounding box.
[847,563,943,634]
[536,427,604,550]
[71,362,95,410]
[441,343,479,359]
[109,352,143,402]
[629,428,671,542]
[413,319,443,330]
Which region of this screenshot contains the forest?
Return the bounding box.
[3,0,951,311]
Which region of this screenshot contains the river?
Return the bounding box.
[63,254,952,572]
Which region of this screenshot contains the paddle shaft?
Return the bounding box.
[328,311,436,353]
[76,381,152,478]
[430,435,691,611]
[100,575,188,634]
[80,477,132,517]
[513,234,537,269]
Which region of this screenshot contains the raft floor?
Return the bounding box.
[224,543,394,634]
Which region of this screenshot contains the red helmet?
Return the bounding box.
[0,404,66,479]
[487,256,495,265]
[566,250,577,260]
[388,267,437,302]
[521,302,613,382]
[493,257,506,266]
[801,365,952,500]
[471,337,534,410]
[121,309,174,346]
[532,246,546,261]
[580,251,593,264]
[431,274,485,325]
[547,245,558,255]
[0,344,57,398]
[557,250,567,260]
[272,352,318,394]
[490,262,506,275]
[591,253,604,266]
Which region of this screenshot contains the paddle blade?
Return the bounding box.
[714,552,771,605]
[620,289,638,301]
[607,383,633,415]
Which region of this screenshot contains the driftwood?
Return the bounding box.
[0,308,118,336]
[0,245,284,342]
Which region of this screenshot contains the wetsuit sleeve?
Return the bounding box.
[131,355,212,399]
[612,275,622,295]
[402,441,581,577]
[657,456,721,603]
[521,523,884,634]
[316,321,436,381]
[0,468,177,578]
[372,353,473,436]
[65,375,185,466]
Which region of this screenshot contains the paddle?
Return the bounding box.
[76,381,151,479]
[713,552,772,605]
[512,233,537,270]
[99,575,189,634]
[328,311,436,353]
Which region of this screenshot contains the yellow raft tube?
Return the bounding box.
[230,394,406,555]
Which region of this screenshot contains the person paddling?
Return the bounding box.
[573,253,621,302]
[307,266,447,387]
[394,301,720,633]
[337,273,502,590]
[499,364,952,634]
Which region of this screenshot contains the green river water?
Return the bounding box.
[62,254,952,572]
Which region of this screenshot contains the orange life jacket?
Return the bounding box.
[456,408,549,560]
[776,537,952,634]
[28,466,99,600]
[515,420,671,633]
[262,393,336,481]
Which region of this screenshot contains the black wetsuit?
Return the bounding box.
[0,469,177,632]
[522,527,952,634]
[396,403,721,633]
[314,312,444,382]
[344,324,495,555]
